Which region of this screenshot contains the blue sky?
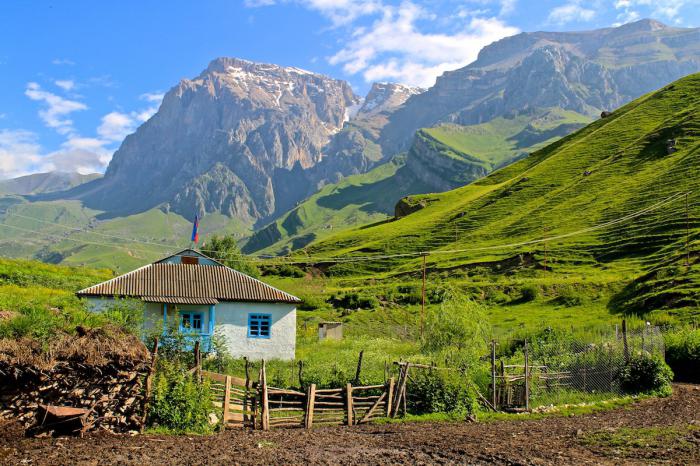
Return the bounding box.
[1,0,698,179]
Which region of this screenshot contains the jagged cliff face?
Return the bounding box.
[79,58,360,222]
[381,19,700,154]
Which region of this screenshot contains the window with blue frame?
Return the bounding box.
[180,312,204,333]
[248,313,272,338]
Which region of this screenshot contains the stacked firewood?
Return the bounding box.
[0,360,150,434]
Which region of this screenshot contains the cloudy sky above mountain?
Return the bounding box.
[0,0,698,179]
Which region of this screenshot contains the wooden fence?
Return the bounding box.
[202,370,256,429]
[203,365,394,430]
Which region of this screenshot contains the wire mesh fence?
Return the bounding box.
[492,324,665,409]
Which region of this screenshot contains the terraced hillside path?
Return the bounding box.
[1,384,699,465]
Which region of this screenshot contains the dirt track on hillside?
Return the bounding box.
[1,384,699,465]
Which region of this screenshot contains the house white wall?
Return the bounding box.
[84,297,296,361]
[215,301,296,361]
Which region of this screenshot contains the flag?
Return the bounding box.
[191,215,200,244]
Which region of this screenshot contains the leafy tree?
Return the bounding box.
[203,235,260,278]
[422,286,490,368]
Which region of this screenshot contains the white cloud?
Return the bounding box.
[547,2,596,25]
[613,0,697,23]
[329,5,519,87]
[247,1,518,87]
[24,82,87,135]
[51,58,75,66]
[0,130,43,179]
[0,129,110,179]
[97,112,136,142]
[54,79,75,91]
[140,92,165,103]
[135,92,165,122]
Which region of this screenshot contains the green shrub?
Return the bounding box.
[552,285,586,307]
[483,287,509,304]
[149,359,216,433]
[328,292,379,310]
[620,353,673,396]
[519,284,539,302]
[407,370,477,415]
[665,328,700,382]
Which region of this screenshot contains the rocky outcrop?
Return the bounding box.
[404,131,490,192]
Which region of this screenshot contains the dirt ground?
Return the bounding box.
[1,384,699,465]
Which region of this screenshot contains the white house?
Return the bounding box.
[77,249,301,360]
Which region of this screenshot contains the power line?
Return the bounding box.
[0,191,689,266]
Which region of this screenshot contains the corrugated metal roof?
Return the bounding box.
[142,296,219,305]
[77,263,301,304]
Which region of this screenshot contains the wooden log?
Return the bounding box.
[314,388,344,394]
[267,388,305,396]
[352,384,387,391]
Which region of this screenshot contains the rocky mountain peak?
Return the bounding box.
[73,57,363,223]
[357,82,424,117]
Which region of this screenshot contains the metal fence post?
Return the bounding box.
[490,340,497,409]
[524,340,530,411]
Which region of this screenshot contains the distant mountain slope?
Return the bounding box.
[301,73,700,319]
[380,19,700,155]
[0,172,100,195]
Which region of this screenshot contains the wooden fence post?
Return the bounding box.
[298,360,304,387]
[354,350,364,385]
[261,360,270,431]
[524,340,530,411]
[386,377,395,417]
[490,339,497,410]
[345,383,354,426]
[222,375,232,430]
[304,383,316,429]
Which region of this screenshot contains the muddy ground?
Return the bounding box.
[1,384,699,465]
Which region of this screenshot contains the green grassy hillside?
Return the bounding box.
[246,108,589,255]
[422,108,590,169]
[0,199,249,273]
[297,73,700,323]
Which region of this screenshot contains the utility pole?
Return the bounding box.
[421,253,427,339]
[543,226,548,274]
[686,193,690,269]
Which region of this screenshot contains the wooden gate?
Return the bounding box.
[202,370,256,429]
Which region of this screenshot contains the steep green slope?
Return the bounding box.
[244,155,432,254]
[246,108,589,254]
[300,73,700,321]
[423,108,590,169]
